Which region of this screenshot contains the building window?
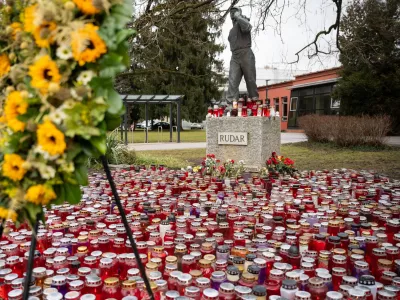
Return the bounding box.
[273,98,279,113]
[282,97,288,121]
[290,97,298,111]
[331,98,340,109]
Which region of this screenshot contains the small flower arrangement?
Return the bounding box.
[199,156,245,179]
[266,152,296,176]
[0,0,133,225]
[201,153,219,176]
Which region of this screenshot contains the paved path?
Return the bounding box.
[128,133,400,151]
[387,136,400,146]
[128,132,308,151]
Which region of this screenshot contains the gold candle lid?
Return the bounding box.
[166,256,177,264]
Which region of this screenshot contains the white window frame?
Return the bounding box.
[282,97,288,121]
[290,97,298,111]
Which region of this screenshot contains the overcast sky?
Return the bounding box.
[218,0,343,75]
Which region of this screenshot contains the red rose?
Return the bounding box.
[211,154,215,158]
[272,152,277,157]
[284,158,294,166]
[231,159,235,164]
[271,157,278,164]
[267,159,272,165]
[216,159,220,163]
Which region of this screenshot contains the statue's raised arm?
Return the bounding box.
[234,12,252,33]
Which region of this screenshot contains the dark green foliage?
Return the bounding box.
[116,0,226,123]
[334,0,400,133]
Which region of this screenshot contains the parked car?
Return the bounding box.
[191,122,204,129]
[135,121,146,129]
[149,122,170,130]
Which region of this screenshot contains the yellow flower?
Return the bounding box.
[10,22,22,39]
[4,91,28,119]
[2,154,27,181]
[25,184,56,205]
[72,0,100,14]
[0,207,17,222]
[0,54,11,77]
[37,120,66,156]
[28,55,61,95]
[33,22,57,48]
[7,118,26,132]
[23,4,37,33]
[3,91,28,132]
[71,24,107,66]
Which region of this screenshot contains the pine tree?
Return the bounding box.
[335,0,400,133]
[116,0,226,123]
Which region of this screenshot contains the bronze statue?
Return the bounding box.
[226,7,259,106]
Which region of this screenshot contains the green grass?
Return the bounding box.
[114,129,206,143]
[135,142,400,179]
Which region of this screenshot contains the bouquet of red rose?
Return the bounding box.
[266,152,296,176]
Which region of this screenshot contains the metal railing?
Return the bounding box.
[172,126,178,142]
[157,126,163,143]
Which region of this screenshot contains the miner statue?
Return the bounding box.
[226,7,259,110]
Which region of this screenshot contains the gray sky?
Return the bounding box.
[219,0,342,74]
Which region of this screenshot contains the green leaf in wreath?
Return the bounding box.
[99,53,126,78]
[104,113,123,131]
[74,163,88,186]
[66,143,82,161]
[59,182,82,204]
[105,89,123,115]
[24,202,43,225]
[90,135,107,155]
[116,29,135,45]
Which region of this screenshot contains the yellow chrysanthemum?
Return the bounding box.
[71,24,107,66]
[23,4,37,33]
[4,91,28,119]
[25,184,56,205]
[0,54,10,77]
[28,55,61,95]
[7,118,26,132]
[33,22,57,48]
[2,154,27,181]
[3,91,28,132]
[73,0,100,14]
[37,120,66,156]
[10,22,22,39]
[0,207,17,222]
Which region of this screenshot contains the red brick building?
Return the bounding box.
[258,67,341,130]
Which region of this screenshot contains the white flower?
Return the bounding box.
[77,70,95,85]
[49,109,67,125]
[31,162,56,179]
[33,146,60,160]
[56,45,73,60]
[70,88,83,101]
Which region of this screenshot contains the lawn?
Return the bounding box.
[114,129,206,143]
[135,142,400,179]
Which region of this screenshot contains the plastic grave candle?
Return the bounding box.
[0,165,399,299]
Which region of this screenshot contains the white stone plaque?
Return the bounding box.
[218,132,248,145]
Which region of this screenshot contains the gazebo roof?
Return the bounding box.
[121,95,184,103]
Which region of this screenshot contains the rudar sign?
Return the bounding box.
[218,132,248,145]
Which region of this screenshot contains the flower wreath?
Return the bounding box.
[0,0,134,225]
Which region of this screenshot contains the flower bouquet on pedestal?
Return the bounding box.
[0,0,134,225]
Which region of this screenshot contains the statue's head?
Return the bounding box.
[230,7,242,21]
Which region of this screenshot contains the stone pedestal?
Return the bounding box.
[206,117,281,171]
